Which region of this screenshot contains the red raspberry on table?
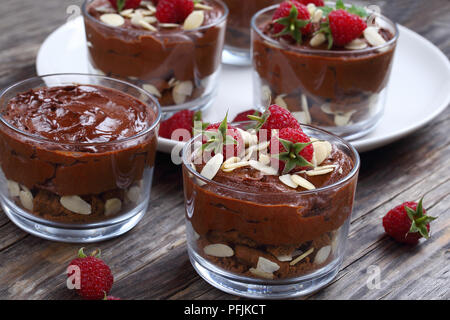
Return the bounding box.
[159,110,202,141]
[297,0,325,6]
[202,114,244,159]
[67,248,114,300]
[156,0,194,24]
[232,109,261,123]
[272,1,312,43]
[251,104,301,141]
[328,9,367,46]
[382,199,436,245]
[270,127,314,174]
[108,0,142,11]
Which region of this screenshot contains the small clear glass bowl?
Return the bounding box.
[82,0,228,115]
[251,4,399,140]
[182,123,360,298]
[0,74,161,242]
[222,0,281,66]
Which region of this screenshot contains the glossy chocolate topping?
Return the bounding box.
[2,85,153,143]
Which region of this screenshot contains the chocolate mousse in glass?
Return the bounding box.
[251,1,398,140]
[0,74,161,242]
[82,0,228,113]
[222,0,281,65]
[182,113,360,298]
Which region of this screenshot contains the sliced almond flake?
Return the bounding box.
[100,13,125,27]
[7,180,20,197]
[200,153,223,180]
[310,32,326,47]
[243,145,256,161]
[261,85,272,103]
[334,113,353,126]
[320,103,334,115]
[144,16,157,23]
[222,160,250,171]
[257,257,280,273]
[345,38,368,50]
[168,77,178,87]
[249,160,277,176]
[138,19,157,31]
[173,80,193,104]
[19,189,33,211]
[236,128,254,146]
[159,22,180,28]
[312,9,323,23]
[204,244,234,257]
[276,254,293,262]
[338,167,343,174]
[60,195,91,215]
[292,111,308,124]
[135,8,154,16]
[315,164,337,170]
[249,267,274,279]
[314,245,331,264]
[306,3,316,15]
[120,8,134,17]
[142,84,162,98]
[256,140,270,151]
[274,94,288,109]
[95,5,116,13]
[145,3,156,13]
[127,185,141,203]
[258,153,271,166]
[183,10,204,30]
[104,198,122,216]
[301,94,311,124]
[289,247,314,266]
[279,174,298,189]
[194,3,213,10]
[312,140,332,166]
[305,167,334,176]
[291,175,315,190]
[222,156,240,167]
[363,26,386,47]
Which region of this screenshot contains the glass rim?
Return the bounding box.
[251,3,399,56]
[0,73,162,147]
[182,122,361,196]
[82,0,229,34]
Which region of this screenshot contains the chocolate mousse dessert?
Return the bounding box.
[183,105,359,281]
[0,84,158,223]
[252,0,398,139]
[83,0,227,109]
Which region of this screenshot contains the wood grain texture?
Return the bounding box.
[0,0,448,300]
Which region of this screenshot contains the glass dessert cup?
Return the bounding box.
[222,0,281,66]
[251,5,399,140]
[82,0,228,115]
[0,74,161,243]
[182,124,360,298]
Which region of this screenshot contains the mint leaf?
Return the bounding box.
[347,5,368,17]
[335,0,345,10]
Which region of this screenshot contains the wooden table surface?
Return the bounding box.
[0,0,448,300]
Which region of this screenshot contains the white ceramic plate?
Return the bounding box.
[36,16,450,153]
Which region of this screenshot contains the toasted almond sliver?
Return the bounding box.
[276,254,293,262]
[363,26,386,47]
[292,111,308,124]
[127,185,141,203]
[256,140,270,151]
[19,189,33,211]
[258,153,271,166]
[204,243,234,257]
[312,140,332,166]
[345,38,368,50]
[100,13,125,27]
[183,10,204,30]
[138,19,157,31]
[120,8,134,17]
[306,168,334,176]
[222,160,250,171]
[315,164,337,170]
[236,128,253,146]
[301,94,311,124]
[200,153,224,180]
[222,156,240,167]
[274,94,288,109]
[290,247,314,266]
[291,175,315,190]
[142,84,162,98]
[249,160,277,175]
[334,113,352,126]
[144,16,157,23]
[312,9,323,23]
[60,195,91,215]
[279,174,298,189]
[173,80,193,105]
[159,23,180,28]
[249,268,274,279]
[257,257,280,273]
[306,3,316,15]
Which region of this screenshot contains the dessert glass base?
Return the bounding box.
[222,47,251,66]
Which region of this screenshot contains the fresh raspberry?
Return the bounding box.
[253,104,301,141]
[270,127,314,174]
[108,0,142,11]
[159,110,202,141]
[272,1,312,42]
[156,0,194,23]
[202,115,244,159]
[328,9,367,46]
[232,109,261,123]
[297,0,325,6]
[382,199,436,245]
[67,248,114,300]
